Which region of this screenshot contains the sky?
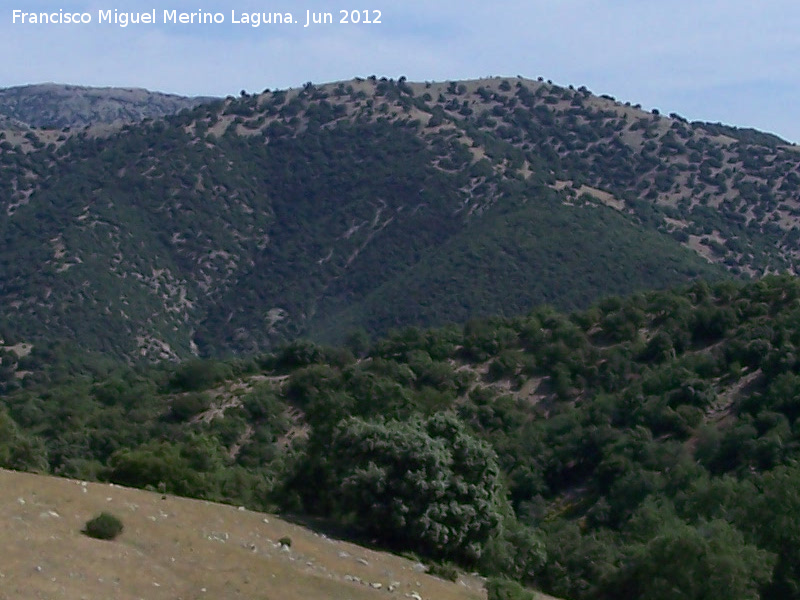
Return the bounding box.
[3,0,800,141]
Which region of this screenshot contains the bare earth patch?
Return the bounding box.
[0,469,487,600]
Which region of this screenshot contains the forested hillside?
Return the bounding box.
[4,275,800,599]
[5,77,800,597]
[11,74,800,359]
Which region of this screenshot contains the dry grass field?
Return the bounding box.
[0,468,488,600]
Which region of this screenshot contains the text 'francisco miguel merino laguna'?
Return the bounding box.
[12,9,383,27]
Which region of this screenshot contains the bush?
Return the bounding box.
[169,360,233,392]
[486,577,537,600]
[169,393,211,421]
[83,512,124,540]
[427,562,459,581]
[325,412,506,563]
[278,536,292,547]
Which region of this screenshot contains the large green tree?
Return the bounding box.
[744,464,800,600]
[327,412,506,562]
[611,504,773,600]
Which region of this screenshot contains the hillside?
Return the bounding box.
[0,75,759,360]
[4,275,800,599]
[0,83,215,129]
[0,468,491,600]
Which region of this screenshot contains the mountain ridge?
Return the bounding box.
[3,75,800,360]
[0,83,217,130]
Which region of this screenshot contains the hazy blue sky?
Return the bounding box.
[4,1,800,141]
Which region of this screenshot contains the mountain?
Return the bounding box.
[3,75,800,360]
[0,83,216,129]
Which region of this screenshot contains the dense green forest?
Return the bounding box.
[4,275,800,599]
[6,76,800,359]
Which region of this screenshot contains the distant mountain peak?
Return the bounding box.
[0,83,217,129]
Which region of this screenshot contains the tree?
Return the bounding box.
[326,412,506,562]
[743,464,800,600]
[612,503,774,600]
[0,409,47,472]
[344,328,371,357]
[107,437,225,498]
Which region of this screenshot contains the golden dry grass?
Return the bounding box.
[0,468,487,600]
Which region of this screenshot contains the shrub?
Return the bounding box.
[325,412,506,563]
[83,512,124,540]
[278,536,292,547]
[169,393,211,421]
[169,360,233,392]
[427,562,459,581]
[486,577,537,600]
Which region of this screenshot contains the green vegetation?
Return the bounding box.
[427,562,459,582]
[0,407,47,472]
[3,275,800,598]
[487,578,539,600]
[83,512,124,540]
[7,76,800,598]
[302,412,507,562]
[9,76,800,361]
[695,121,789,148]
